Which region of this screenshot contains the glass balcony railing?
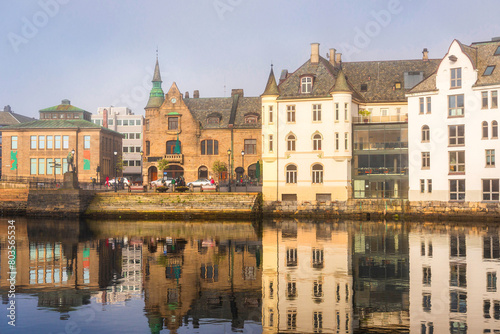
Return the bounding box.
[353,114,408,124]
[354,167,408,176]
[353,142,408,150]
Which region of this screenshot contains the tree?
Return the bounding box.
[157,159,169,172]
[212,160,227,182]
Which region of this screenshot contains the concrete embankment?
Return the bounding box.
[84,192,262,220]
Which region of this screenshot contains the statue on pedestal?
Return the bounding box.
[67,150,75,172]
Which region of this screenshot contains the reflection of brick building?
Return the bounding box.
[142,230,262,333]
[143,58,261,183]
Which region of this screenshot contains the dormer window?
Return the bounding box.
[207,117,220,124]
[394,82,402,90]
[244,113,259,124]
[495,46,500,56]
[360,84,368,92]
[301,76,313,94]
[484,66,495,76]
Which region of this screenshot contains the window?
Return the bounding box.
[286,281,297,299]
[449,321,467,334]
[486,149,495,167]
[484,66,495,76]
[123,119,128,126]
[493,121,498,138]
[129,133,135,140]
[422,152,430,169]
[31,136,37,149]
[286,165,297,184]
[269,135,273,152]
[312,104,321,121]
[207,117,219,124]
[360,84,367,92]
[301,76,312,93]
[46,135,53,149]
[449,94,464,116]
[423,267,431,285]
[422,293,431,312]
[487,272,497,292]
[449,151,465,172]
[244,139,256,154]
[496,46,500,56]
[313,312,323,332]
[287,105,295,122]
[426,97,431,113]
[244,115,258,123]
[84,135,90,149]
[450,179,466,200]
[335,133,339,150]
[38,158,45,175]
[38,136,45,149]
[117,120,122,126]
[287,309,297,331]
[483,179,499,201]
[201,140,219,155]
[483,121,489,138]
[484,235,500,259]
[345,132,349,150]
[449,125,465,146]
[146,141,150,155]
[493,91,498,108]
[451,234,466,257]
[451,68,462,88]
[269,106,273,123]
[484,300,491,319]
[62,136,69,149]
[55,135,61,149]
[428,179,432,193]
[395,82,401,89]
[136,133,141,139]
[313,134,322,151]
[287,134,296,151]
[420,179,425,193]
[419,97,424,114]
[312,249,324,268]
[286,248,297,267]
[335,103,340,121]
[123,147,129,153]
[344,103,349,121]
[482,91,489,109]
[450,291,467,313]
[422,125,430,142]
[46,158,53,175]
[168,117,178,130]
[451,263,467,287]
[312,164,323,184]
[11,136,18,150]
[30,158,36,175]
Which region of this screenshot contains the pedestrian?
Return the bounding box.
[105,176,109,187]
[210,176,215,185]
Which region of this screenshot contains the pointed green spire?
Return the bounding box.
[331,68,351,93]
[262,65,279,96]
[146,55,165,109]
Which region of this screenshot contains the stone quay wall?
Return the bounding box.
[0,188,29,216]
[84,192,262,220]
[27,189,97,218]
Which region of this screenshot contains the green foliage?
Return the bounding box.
[358,109,371,117]
[157,159,169,171]
[212,160,227,181]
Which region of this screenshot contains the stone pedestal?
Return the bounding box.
[63,172,80,189]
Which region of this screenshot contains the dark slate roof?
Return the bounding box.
[153,58,162,82]
[0,112,36,126]
[1,119,123,136]
[262,67,279,96]
[470,40,500,87]
[342,59,440,102]
[409,72,438,94]
[330,69,350,93]
[184,96,261,129]
[278,57,338,99]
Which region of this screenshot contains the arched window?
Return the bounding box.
[287,134,296,151]
[166,140,181,154]
[201,139,219,155]
[198,166,208,179]
[492,121,498,138]
[286,164,297,184]
[483,121,489,139]
[421,125,430,142]
[313,134,322,151]
[312,164,323,184]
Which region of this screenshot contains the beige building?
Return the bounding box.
[1,99,123,183]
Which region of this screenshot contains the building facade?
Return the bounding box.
[142,58,261,184]
[1,100,123,183]
[92,107,144,183]
[408,38,500,202]
[262,43,438,202]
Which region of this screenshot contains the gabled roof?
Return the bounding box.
[0,112,36,126]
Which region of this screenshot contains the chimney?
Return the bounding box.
[311,43,320,64]
[4,105,12,113]
[185,91,189,99]
[193,90,200,98]
[329,48,336,65]
[231,89,244,97]
[422,48,429,61]
[335,52,342,64]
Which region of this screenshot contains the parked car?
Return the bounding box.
[187,178,211,187]
[109,177,130,187]
[151,177,172,187]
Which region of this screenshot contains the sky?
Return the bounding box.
[0,0,499,119]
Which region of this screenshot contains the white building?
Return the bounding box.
[92,107,144,183]
[262,43,438,202]
[408,38,500,202]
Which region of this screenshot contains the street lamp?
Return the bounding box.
[114,151,118,192]
[227,149,231,192]
[241,150,245,179]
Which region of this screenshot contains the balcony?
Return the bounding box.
[353,114,408,124]
[164,154,183,164]
[353,142,408,151]
[354,167,408,176]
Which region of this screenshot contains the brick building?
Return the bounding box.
[1,100,123,183]
[143,58,261,184]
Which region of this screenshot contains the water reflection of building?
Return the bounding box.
[0,219,121,317]
[352,221,410,332]
[262,221,353,333]
[141,225,262,334]
[410,225,500,334]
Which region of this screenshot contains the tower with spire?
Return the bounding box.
[146,56,165,109]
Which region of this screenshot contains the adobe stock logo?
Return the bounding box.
[213,0,244,20]
[7,0,71,54]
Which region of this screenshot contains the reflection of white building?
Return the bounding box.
[262,222,352,333]
[410,227,500,333]
[94,243,143,304]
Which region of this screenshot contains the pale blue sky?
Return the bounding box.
[1,0,499,118]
